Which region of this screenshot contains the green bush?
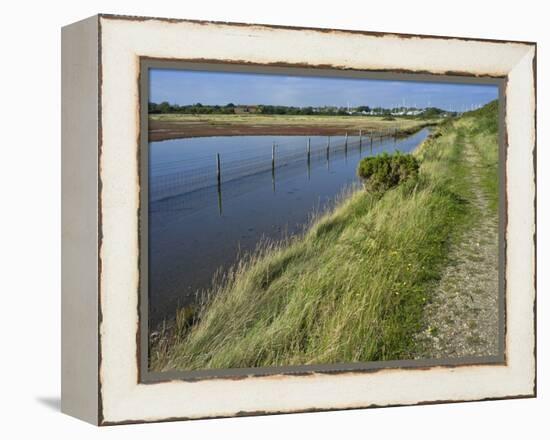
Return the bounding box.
[357,152,420,192]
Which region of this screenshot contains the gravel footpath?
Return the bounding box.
[414,139,499,359]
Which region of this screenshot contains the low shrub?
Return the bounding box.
[357,152,420,192]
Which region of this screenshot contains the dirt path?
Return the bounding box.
[414,137,500,359]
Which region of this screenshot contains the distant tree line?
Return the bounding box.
[149,101,449,118]
[148,102,364,115]
[149,102,237,114]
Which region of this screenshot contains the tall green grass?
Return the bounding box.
[151,102,499,371]
[463,100,500,213]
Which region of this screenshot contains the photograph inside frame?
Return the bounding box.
[144,65,504,374]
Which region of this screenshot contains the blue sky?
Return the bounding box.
[150,68,499,111]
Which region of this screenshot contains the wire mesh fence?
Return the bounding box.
[149,129,398,202]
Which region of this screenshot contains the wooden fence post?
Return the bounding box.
[216,153,221,186]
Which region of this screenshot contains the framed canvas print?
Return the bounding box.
[61,14,537,425]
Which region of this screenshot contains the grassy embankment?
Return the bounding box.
[464,101,499,212]
[150,102,498,371]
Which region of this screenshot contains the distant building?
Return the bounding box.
[389,108,425,116]
[405,109,424,116]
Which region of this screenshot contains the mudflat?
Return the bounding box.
[148,114,430,141]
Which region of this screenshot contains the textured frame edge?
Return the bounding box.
[61,15,101,425]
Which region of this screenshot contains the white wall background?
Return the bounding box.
[0,0,546,437]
